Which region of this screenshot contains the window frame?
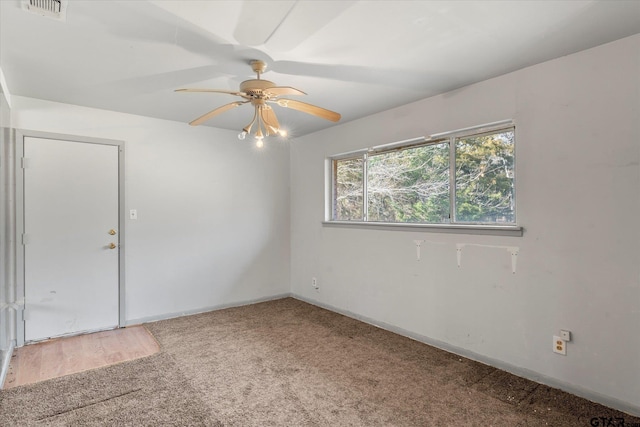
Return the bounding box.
[325,121,522,236]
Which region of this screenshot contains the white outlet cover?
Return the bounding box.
[553,336,566,355]
[560,330,571,341]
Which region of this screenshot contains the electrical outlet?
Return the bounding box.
[553,336,566,355]
[311,277,318,289]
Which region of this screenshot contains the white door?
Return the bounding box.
[23,137,120,342]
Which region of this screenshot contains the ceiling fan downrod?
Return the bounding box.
[250,60,267,79]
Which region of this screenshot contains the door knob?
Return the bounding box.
[109,229,117,235]
[108,243,117,249]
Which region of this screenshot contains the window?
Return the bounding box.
[334,157,364,221]
[367,142,450,223]
[455,129,515,223]
[330,124,515,226]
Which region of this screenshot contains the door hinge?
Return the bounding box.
[16,298,27,322]
[22,233,30,245]
[21,157,29,169]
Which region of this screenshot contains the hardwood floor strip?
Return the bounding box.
[39,339,64,381]
[3,326,159,389]
[19,344,43,386]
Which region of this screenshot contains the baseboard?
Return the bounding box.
[0,340,16,389]
[125,293,293,326]
[292,294,640,418]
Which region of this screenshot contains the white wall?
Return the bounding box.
[290,34,640,414]
[1,87,14,380]
[12,97,291,323]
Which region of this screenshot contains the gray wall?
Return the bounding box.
[290,34,640,415]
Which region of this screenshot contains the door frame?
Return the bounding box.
[15,130,126,346]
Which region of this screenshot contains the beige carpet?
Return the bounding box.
[1,297,638,426]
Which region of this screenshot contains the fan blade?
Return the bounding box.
[264,1,357,52]
[189,101,246,126]
[265,86,306,97]
[233,1,296,47]
[275,99,341,122]
[176,88,248,97]
[262,106,281,135]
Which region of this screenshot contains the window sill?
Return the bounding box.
[322,221,523,237]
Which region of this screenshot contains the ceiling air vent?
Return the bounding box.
[21,0,68,21]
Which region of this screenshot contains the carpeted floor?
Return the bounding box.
[1,297,638,426]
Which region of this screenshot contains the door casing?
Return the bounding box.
[15,130,125,346]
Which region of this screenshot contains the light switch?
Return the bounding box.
[129,209,137,220]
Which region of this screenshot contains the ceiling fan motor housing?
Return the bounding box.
[240,79,276,98]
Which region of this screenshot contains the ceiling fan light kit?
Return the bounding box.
[176,60,340,147]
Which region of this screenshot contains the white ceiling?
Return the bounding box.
[1,0,639,138]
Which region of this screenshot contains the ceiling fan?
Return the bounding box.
[176,60,341,146]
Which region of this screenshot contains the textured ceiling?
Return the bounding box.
[1,0,639,137]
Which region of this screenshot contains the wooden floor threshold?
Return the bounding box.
[3,326,160,389]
